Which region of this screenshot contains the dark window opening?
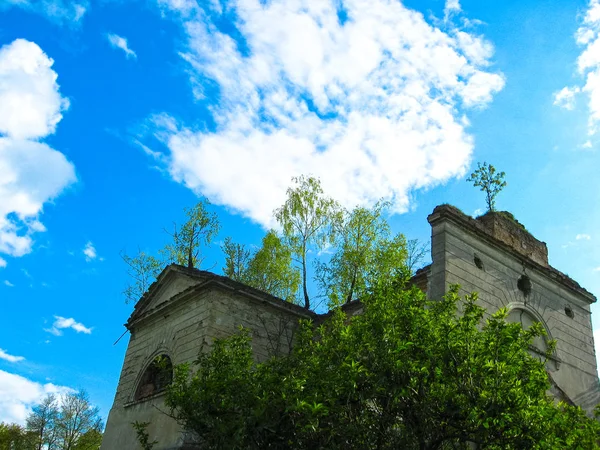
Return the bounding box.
[517,275,532,297]
[565,305,575,319]
[134,355,173,401]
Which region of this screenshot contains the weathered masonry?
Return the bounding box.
[101,205,600,449]
[414,205,600,411]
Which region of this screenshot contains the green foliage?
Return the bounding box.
[467,162,507,212]
[121,250,163,304]
[122,198,221,304]
[0,423,36,450]
[71,428,102,450]
[315,201,409,305]
[274,176,342,309]
[0,391,102,450]
[131,422,157,450]
[26,393,58,450]
[163,198,220,268]
[405,238,429,275]
[165,284,600,449]
[221,237,251,282]
[221,232,300,302]
[245,231,300,302]
[55,391,103,450]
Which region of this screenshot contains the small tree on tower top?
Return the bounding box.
[467,161,507,212]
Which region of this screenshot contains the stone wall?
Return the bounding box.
[102,206,600,449]
[427,205,599,413]
[101,269,313,450]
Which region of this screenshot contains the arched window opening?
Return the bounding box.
[506,308,548,355]
[134,354,173,401]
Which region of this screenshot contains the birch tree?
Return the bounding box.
[274,176,341,310]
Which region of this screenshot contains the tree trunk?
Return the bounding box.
[302,249,310,310]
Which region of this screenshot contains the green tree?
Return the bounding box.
[163,198,220,269]
[315,201,395,305]
[164,282,600,449]
[72,429,102,450]
[55,391,103,450]
[244,230,300,302]
[131,422,157,450]
[221,237,251,282]
[467,162,507,212]
[274,176,342,310]
[121,249,163,304]
[405,238,428,275]
[26,393,59,450]
[0,423,35,450]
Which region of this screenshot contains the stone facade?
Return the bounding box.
[422,205,599,412]
[100,267,314,450]
[101,205,599,449]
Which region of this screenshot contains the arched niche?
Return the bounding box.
[133,354,173,401]
[505,304,558,371]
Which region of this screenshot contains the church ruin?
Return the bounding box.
[101,205,600,449]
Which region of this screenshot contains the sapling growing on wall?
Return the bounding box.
[467,162,507,212]
[163,198,221,269]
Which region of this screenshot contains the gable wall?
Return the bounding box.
[429,217,599,413]
[101,280,306,450]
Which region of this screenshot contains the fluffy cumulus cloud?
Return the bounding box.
[107,33,137,59]
[1,0,87,25]
[0,39,76,263]
[149,0,504,227]
[0,348,25,363]
[0,370,71,425]
[556,0,600,136]
[44,316,92,336]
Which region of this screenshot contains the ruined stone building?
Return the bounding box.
[101,205,600,449]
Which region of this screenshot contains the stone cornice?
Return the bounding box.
[127,264,316,330]
[428,205,596,304]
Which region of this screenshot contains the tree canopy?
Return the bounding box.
[163,279,600,449]
[274,175,342,309]
[0,391,102,450]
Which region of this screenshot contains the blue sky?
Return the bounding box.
[1,0,600,426]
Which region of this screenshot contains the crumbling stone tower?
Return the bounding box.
[413,205,599,411]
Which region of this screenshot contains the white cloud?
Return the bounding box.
[0,39,77,260]
[106,33,137,59]
[1,0,88,25]
[0,258,5,268]
[0,349,24,363]
[0,370,71,425]
[593,266,600,272]
[148,0,504,228]
[553,86,580,110]
[558,0,600,135]
[444,0,461,20]
[44,316,92,336]
[0,39,69,140]
[576,233,591,240]
[83,241,97,262]
[157,0,199,16]
[3,280,14,287]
